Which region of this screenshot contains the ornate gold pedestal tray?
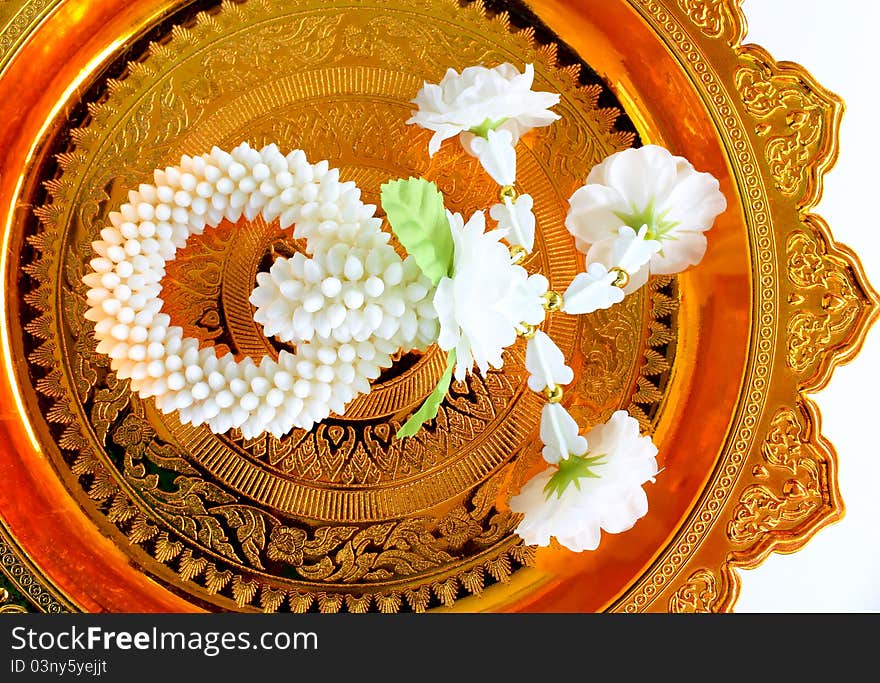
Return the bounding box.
[0,0,876,613]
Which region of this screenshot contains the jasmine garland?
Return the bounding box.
[407,62,725,552]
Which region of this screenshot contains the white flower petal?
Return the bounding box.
[454,340,474,382]
[598,487,649,535]
[525,331,573,393]
[539,402,587,464]
[434,277,459,351]
[603,146,678,209]
[584,238,650,295]
[526,273,549,297]
[662,166,727,232]
[565,183,628,247]
[434,209,542,381]
[508,469,557,546]
[587,410,659,484]
[562,263,624,314]
[427,125,461,157]
[649,230,708,274]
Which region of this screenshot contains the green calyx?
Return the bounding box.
[613,198,680,241]
[543,453,606,500]
[396,350,457,439]
[468,117,508,138]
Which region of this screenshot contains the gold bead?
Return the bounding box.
[543,384,564,403]
[517,324,537,339]
[542,290,563,312]
[509,244,528,265]
[0,588,8,604]
[499,184,518,202]
[610,267,630,289]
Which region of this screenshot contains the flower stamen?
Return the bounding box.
[613,199,681,242]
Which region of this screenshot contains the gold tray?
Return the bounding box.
[0,0,876,613]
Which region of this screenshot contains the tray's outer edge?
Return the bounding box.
[0,0,203,614]
[615,0,877,611]
[0,0,877,613]
[1,0,68,613]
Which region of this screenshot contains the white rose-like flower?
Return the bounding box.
[408,63,560,157]
[565,145,726,288]
[510,410,659,552]
[434,210,547,381]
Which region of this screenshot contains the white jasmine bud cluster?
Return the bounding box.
[84,143,439,439]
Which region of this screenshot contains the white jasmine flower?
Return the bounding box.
[538,402,586,465]
[510,410,659,552]
[468,128,517,186]
[562,263,624,315]
[525,331,572,393]
[408,63,560,157]
[490,193,536,252]
[566,145,726,287]
[434,210,546,381]
[562,226,662,314]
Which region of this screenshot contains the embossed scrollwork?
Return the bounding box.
[668,568,719,613]
[728,405,835,549]
[735,51,841,202]
[677,0,739,40]
[786,219,872,383]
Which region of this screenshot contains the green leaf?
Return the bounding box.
[543,454,606,499]
[396,350,457,438]
[380,178,454,285]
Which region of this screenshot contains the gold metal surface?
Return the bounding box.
[609,267,629,289]
[541,290,563,312]
[509,244,528,265]
[499,184,518,201]
[0,0,876,613]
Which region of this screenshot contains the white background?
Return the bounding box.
[733,1,880,612]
